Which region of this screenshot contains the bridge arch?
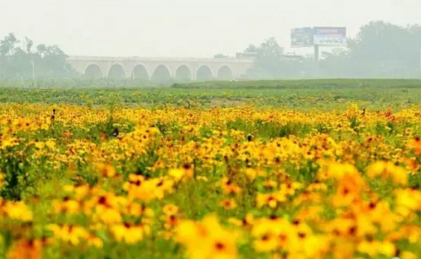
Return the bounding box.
[175,65,192,82]
[132,64,149,80]
[107,63,126,79]
[151,65,171,83]
[196,65,213,81]
[84,63,103,78]
[217,65,234,80]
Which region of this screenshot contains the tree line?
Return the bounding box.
[0,33,76,80]
[1,20,421,84]
[241,21,421,79]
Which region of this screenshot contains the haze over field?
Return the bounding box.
[1,0,421,57]
[2,3,421,258]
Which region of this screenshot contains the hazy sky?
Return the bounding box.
[1,0,420,58]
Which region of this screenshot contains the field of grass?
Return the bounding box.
[0,80,421,259]
[173,78,421,89]
[1,78,421,110]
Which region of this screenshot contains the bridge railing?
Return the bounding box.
[67,56,255,63]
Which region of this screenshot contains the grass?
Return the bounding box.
[0,78,420,111]
[172,78,421,89]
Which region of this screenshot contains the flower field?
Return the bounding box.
[0,99,421,259]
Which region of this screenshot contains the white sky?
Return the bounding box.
[1,0,420,57]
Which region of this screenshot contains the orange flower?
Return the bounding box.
[8,239,43,259]
[219,199,237,210]
[221,177,242,195]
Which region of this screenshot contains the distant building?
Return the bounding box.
[236,52,258,59]
[282,53,304,61]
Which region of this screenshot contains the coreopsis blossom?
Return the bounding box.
[87,235,103,248]
[366,161,408,186]
[53,197,81,214]
[406,137,421,156]
[176,214,240,259]
[3,201,33,222]
[279,181,303,196]
[48,224,89,246]
[221,177,242,195]
[163,204,179,216]
[97,163,117,178]
[219,199,237,210]
[7,238,44,259]
[228,213,255,230]
[356,240,396,258]
[124,176,174,202]
[110,223,151,244]
[256,191,287,209]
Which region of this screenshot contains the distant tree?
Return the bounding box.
[244,44,258,53]
[258,37,284,59]
[321,21,421,78]
[242,22,421,79]
[348,22,408,62]
[245,37,285,78]
[34,44,71,77]
[0,33,76,79]
[0,33,19,56]
[24,37,33,54]
[318,48,354,77]
[0,33,24,78]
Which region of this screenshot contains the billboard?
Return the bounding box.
[313,27,347,46]
[291,27,347,47]
[291,27,314,47]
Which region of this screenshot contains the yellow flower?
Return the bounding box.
[279,181,303,196]
[228,213,254,230]
[4,201,33,221]
[256,192,286,209]
[357,240,396,257]
[253,233,279,252]
[53,198,80,214]
[87,235,103,248]
[366,161,408,185]
[221,178,242,195]
[401,251,417,259]
[176,214,239,259]
[97,163,117,178]
[395,188,421,215]
[48,224,89,246]
[163,204,179,216]
[219,199,237,210]
[124,177,174,202]
[169,169,185,182]
[110,223,150,244]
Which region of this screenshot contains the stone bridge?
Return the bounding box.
[67,56,254,81]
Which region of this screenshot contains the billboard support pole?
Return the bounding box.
[314,44,319,62]
[314,44,320,78]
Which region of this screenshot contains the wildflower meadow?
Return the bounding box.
[0,84,421,259]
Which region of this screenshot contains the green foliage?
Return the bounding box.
[0,33,76,80]
[1,79,421,111]
[0,147,33,200]
[321,21,421,78]
[244,37,287,78]
[172,79,421,89]
[246,21,421,79]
